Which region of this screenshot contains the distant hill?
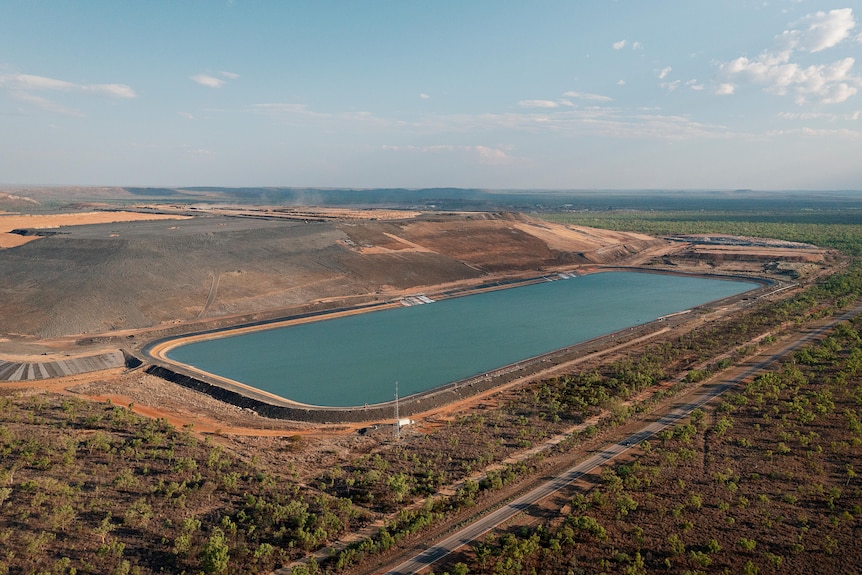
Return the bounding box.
[165,187,862,212]
[0,191,40,210]
[4,186,862,213]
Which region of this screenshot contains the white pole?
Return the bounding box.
[394,381,400,440]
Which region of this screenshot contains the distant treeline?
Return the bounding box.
[542,209,862,257]
[124,187,181,197]
[121,187,862,213]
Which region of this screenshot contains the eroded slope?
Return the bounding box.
[0,211,668,339]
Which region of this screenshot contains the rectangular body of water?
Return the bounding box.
[166,272,757,407]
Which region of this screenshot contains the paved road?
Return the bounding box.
[383,304,862,575]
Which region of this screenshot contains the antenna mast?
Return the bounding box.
[394,381,400,440]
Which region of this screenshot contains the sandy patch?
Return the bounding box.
[152,204,421,222]
[0,234,34,248]
[357,232,438,254]
[0,211,191,248]
[509,221,608,252]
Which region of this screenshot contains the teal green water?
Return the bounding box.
[167,272,756,407]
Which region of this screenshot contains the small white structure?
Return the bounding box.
[400,294,435,306]
[397,418,414,428]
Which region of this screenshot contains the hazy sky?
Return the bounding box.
[1,1,861,190]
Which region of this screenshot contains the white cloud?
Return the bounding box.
[612,39,642,50]
[520,93,612,108]
[6,73,73,91]
[562,91,613,102]
[716,83,735,95]
[474,145,511,164]
[0,73,136,98]
[0,71,135,115]
[254,98,728,143]
[252,102,403,130]
[191,74,225,88]
[721,54,859,104]
[382,144,512,165]
[420,93,430,99]
[192,71,239,88]
[812,75,858,104]
[617,79,626,86]
[719,8,861,105]
[783,8,856,53]
[254,103,311,113]
[518,99,560,108]
[12,91,83,116]
[686,79,705,91]
[434,108,728,141]
[252,103,329,123]
[778,110,862,121]
[252,102,334,122]
[657,69,679,92]
[84,83,136,98]
[767,127,861,138]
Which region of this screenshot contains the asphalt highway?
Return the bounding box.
[384,304,862,575]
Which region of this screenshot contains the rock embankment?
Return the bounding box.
[0,350,138,382]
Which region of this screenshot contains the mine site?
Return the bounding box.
[0,193,833,418]
[2,185,860,575]
[7,3,862,573]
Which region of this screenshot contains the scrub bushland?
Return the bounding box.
[541,209,862,257]
[3,209,862,574]
[431,315,862,575]
[0,395,365,575]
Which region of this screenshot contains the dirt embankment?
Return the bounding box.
[0,210,670,342]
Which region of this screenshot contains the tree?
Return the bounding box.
[615,494,639,518]
[200,527,230,574]
[387,472,411,503]
[737,537,757,552]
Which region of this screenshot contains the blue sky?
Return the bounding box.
[1,1,860,190]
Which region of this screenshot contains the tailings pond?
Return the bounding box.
[164,272,757,407]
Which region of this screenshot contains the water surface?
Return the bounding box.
[167,272,756,406]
